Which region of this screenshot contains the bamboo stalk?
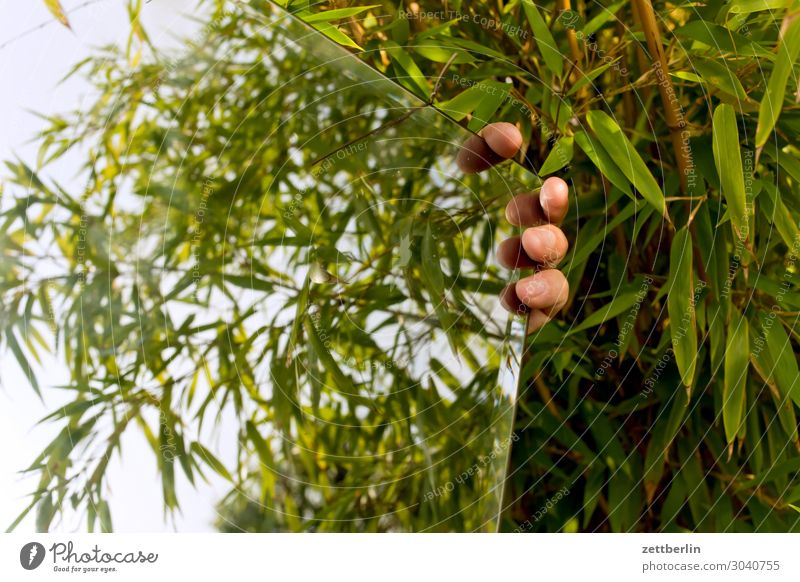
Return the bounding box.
[632,0,691,194]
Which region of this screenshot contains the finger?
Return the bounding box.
[497,236,537,270]
[499,284,552,332]
[504,177,570,227]
[526,309,553,333]
[539,176,569,224]
[500,283,529,315]
[456,122,522,174]
[515,269,569,314]
[520,224,568,267]
[505,193,547,227]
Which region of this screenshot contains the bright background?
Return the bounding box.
[0,0,229,533]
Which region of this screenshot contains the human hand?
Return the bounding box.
[457,122,570,332]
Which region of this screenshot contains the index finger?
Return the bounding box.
[456,122,522,174]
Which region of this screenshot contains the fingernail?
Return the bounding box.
[531,227,556,248]
[520,277,547,301]
[539,186,553,218]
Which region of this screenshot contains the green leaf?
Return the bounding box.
[521,0,563,77]
[750,312,799,441]
[692,60,749,102]
[676,21,772,59]
[384,40,431,99]
[571,290,643,333]
[97,500,113,533]
[190,442,233,482]
[437,85,488,121]
[36,494,55,532]
[712,104,748,241]
[573,131,632,196]
[761,314,800,408]
[668,227,698,389]
[468,82,510,132]
[582,0,627,36]
[420,222,459,354]
[303,317,356,393]
[538,136,574,175]
[300,6,381,23]
[729,0,793,14]
[760,181,799,249]
[7,329,41,398]
[245,421,275,470]
[287,274,310,363]
[586,111,665,215]
[723,309,749,443]
[755,13,800,147]
[307,21,363,50]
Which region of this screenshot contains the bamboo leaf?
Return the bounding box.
[384,40,431,99]
[300,6,381,23]
[303,318,356,393]
[755,13,800,147]
[762,314,800,407]
[7,329,41,398]
[571,290,642,333]
[729,0,793,15]
[586,111,665,215]
[538,136,574,175]
[521,0,563,77]
[307,21,363,50]
[667,227,698,389]
[712,104,748,241]
[43,0,71,29]
[97,500,113,533]
[574,131,632,196]
[723,309,749,443]
[190,442,233,482]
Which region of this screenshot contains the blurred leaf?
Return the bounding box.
[43,0,71,29]
[191,442,233,483]
[301,6,381,23]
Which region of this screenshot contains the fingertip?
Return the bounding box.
[481,122,522,159]
[539,177,569,223]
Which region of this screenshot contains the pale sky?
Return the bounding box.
[0,0,231,533]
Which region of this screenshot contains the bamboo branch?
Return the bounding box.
[632,0,692,195]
